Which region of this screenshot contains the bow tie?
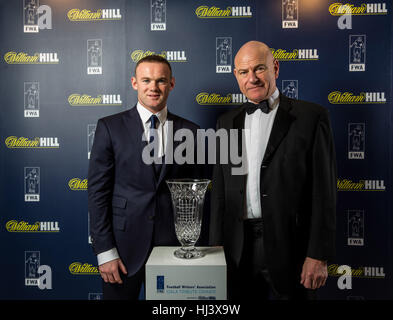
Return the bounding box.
[245,100,270,115]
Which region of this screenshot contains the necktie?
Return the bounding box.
[245,100,270,115]
[149,114,162,179]
[149,114,159,156]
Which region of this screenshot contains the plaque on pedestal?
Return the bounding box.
[145,246,226,300]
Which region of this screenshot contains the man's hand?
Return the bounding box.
[300,257,328,289]
[99,258,127,284]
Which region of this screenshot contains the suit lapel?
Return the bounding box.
[122,106,147,151]
[122,106,156,182]
[262,93,295,165]
[233,106,247,160]
[230,106,247,202]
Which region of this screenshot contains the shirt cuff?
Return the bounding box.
[97,247,120,266]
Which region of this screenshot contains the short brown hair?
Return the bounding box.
[134,54,172,78]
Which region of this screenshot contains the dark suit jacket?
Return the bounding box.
[209,93,337,296]
[88,106,199,277]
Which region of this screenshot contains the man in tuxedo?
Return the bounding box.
[210,41,337,300]
[88,55,199,300]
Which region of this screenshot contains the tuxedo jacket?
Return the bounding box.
[88,106,199,277]
[209,93,337,296]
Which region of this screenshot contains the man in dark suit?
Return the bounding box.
[210,41,337,300]
[88,55,199,300]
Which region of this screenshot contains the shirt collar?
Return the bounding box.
[268,88,280,111]
[136,102,168,125]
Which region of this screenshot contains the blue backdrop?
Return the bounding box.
[0,0,392,300]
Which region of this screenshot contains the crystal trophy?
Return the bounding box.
[166,179,210,259]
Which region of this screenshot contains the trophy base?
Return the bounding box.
[174,247,205,259]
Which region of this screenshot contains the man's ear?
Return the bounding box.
[131,77,137,90]
[169,76,175,91]
[274,59,280,79]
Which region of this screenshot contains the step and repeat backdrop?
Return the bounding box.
[0,0,392,300]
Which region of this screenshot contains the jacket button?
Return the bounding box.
[148,215,155,220]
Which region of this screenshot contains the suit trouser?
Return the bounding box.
[229,218,284,300]
[102,265,145,300]
[230,218,316,300]
[102,166,164,300]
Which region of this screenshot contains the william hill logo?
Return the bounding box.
[195,6,252,18]
[68,178,88,191]
[196,92,247,105]
[328,264,386,279]
[271,49,319,61]
[68,94,122,106]
[337,179,386,191]
[5,136,59,148]
[328,3,387,15]
[67,9,122,21]
[328,91,386,104]
[131,50,187,63]
[6,220,60,233]
[4,52,59,64]
[69,262,99,275]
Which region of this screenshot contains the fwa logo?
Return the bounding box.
[282,80,298,99]
[23,0,52,33]
[347,210,364,246]
[282,0,298,28]
[348,123,365,159]
[25,167,40,202]
[216,37,232,73]
[25,251,52,289]
[151,0,166,30]
[349,35,366,71]
[24,82,39,117]
[87,39,102,75]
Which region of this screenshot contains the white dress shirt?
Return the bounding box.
[96,103,168,266]
[244,88,280,219]
[137,102,168,158]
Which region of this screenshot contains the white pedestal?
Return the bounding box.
[145,246,227,300]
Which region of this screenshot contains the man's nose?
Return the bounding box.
[149,81,159,90]
[248,71,259,83]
